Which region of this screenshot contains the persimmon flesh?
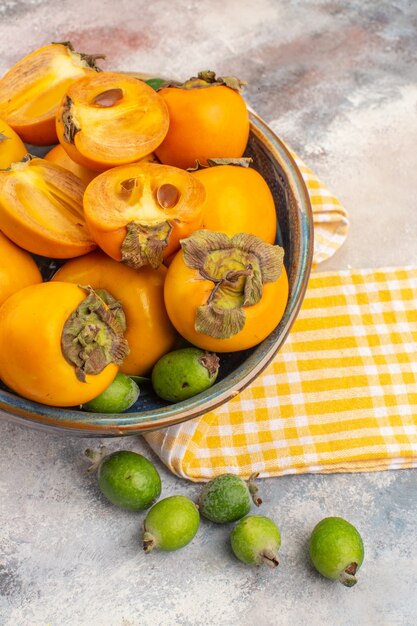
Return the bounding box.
[56,72,169,171]
[83,162,205,268]
[0,43,102,145]
[0,157,96,258]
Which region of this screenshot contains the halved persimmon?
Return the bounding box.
[0,42,103,145]
[155,71,250,169]
[83,162,205,268]
[44,143,97,185]
[56,72,169,171]
[0,157,96,258]
[0,118,27,169]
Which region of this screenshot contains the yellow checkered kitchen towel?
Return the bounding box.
[145,267,417,481]
[144,157,413,481]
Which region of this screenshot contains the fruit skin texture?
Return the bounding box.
[0,158,96,258]
[56,73,169,171]
[309,517,364,587]
[155,84,249,170]
[0,231,42,306]
[151,347,219,402]
[83,372,139,414]
[0,118,27,169]
[164,249,289,352]
[44,143,97,185]
[52,250,177,376]
[199,474,257,524]
[193,165,277,244]
[0,282,120,406]
[0,43,101,145]
[143,495,200,552]
[97,450,161,511]
[230,515,281,567]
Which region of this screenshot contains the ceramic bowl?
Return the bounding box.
[0,110,313,435]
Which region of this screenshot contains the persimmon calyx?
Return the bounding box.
[188,157,253,172]
[0,131,9,143]
[181,230,284,339]
[61,286,129,382]
[163,70,246,92]
[52,40,105,71]
[61,96,81,144]
[121,220,173,269]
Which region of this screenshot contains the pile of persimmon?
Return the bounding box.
[0,42,289,409]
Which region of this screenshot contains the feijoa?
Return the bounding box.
[83,372,139,413]
[309,516,364,587]
[230,515,281,568]
[199,473,262,523]
[151,347,219,402]
[143,495,200,553]
[96,450,161,511]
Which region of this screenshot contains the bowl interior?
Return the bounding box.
[0,112,313,435]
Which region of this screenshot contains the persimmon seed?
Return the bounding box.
[156,183,179,209]
[120,178,137,193]
[93,88,124,107]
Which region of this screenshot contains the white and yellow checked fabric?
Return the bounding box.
[145,267,417,481]
[289,150,350,266]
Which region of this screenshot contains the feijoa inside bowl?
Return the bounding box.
[0,110,313,435]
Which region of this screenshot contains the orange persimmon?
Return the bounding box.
[0,231,42,306]
[0,118,27,169]
[0,157,96,258]
[164,230,288,352]
[83,162,205,268]
[53,251,177,375]
[0,42,103,145]
[56,72,169,171]
[44,143,97,185]
[193,163,277,244]
[155,71,250,170]
[0,282,129,406]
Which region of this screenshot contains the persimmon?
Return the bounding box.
[83,162,205,268]
[164,230,288,352]
[193,161,277,244]
[155,71,250,170]
[44,143,97,185]
[0,282,129,406]
[56,72,169,171]
[53,251,177,375]
[0,231,42,306]
[0,118,27,169]
[0,42,103,145]
[0,157,96,258]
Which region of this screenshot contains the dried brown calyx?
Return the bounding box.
[187,157,253,172]
[121,220,173,269]
[61,96,80,144]
[181,230,284,339]
[0,131,9,143]
[53,40,105,71]
[162,70,246,92]
[61,286,129,382]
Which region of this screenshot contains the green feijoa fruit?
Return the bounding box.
[143,495,200,553]
[309,517,364,587]
[230,515,281,568]
[151,347,219,402]
[97,450,161,511]
[199,473,262,523]
[83,372,139,413]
